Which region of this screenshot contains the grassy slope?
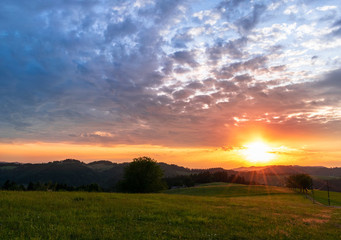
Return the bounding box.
[0,184,340,240]
[310,189,341,206]
[165,183,291,197]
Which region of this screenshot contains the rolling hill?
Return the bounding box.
[1,160,340,191]
[0,159,224,190]
[233,165,341,192]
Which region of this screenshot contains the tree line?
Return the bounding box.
[1,157,314,194]
[115,157,255,192]
[1,180,102,192]
[1,157,252,193]
[165,170,253,189]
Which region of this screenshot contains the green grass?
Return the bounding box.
[309,189,341,206]
[312,175,341,180]
[0,166,17,170]
[165,183,291,198]
[0,184,340,240]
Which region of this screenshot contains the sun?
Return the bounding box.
[241,140,275,164]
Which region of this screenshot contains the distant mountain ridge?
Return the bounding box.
[0,159,229,190]
[233,165,341,176]
[233,165,341,192]
[1,160,340,191]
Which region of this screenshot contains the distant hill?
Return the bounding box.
[233,166,267,172]
[237,165,341,175]
[0,159,229,190]
[234,165,341,192]
[1,160,340,191]
[233,165,341,177]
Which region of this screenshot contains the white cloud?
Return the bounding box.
[187,27,205,37]
[192,10,214,20]
[284,5,298,15]
[251,23,296,43]
[302,39,341,51]
[316,6,337,11]
[268,2,281,11]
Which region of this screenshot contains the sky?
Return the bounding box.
[1,0,341,168]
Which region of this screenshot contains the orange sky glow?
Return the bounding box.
[1,133,340,169]
[1,0,341,169]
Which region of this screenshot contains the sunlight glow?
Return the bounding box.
[241,140,275,164]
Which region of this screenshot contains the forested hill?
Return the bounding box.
[1,160,340,191]
[0,159,235,190]
[234,165,341,192]
[234,165,341,176]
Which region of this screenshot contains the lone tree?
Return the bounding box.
[117,156,167,193]
[286,174,312,193]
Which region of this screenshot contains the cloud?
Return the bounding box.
[206,37,247,62]
[331,18,341,36]
[233,74,253,82]
[315,68,341,91]
[216,55,268,76]
[0,0,340,148]
[185,81,204,90]
[284,5,299,15]
[105,18,138,41]
[171,32,193,48]
[237,4,267,35]
[172,89,195,100]
[171,50,198,67]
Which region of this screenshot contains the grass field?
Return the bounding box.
[309,189,341,206]
[1,184,340,240]
[166,183,291,197]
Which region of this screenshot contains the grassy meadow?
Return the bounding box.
[1,184,341,240]
[310,189,341,206]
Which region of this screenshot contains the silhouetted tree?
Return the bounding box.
[1,180,24,190]
[213,171,229,182]
[192,171,212,183]
[165,175,195,188]
[286,174,312,192]
[77,183,101,192]
[117,157,167,193]
[27,181,34,191]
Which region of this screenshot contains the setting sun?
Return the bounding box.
[242,141,275,164]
